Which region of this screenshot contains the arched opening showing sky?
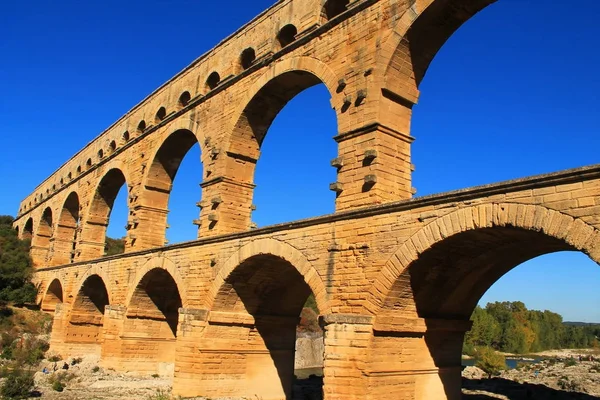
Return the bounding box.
[479,252,600,323]
[106,186,128,242]
[165,143,202,244]
[252,84,337,227]
[410,1,600,322]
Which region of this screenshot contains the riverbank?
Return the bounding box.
[462,357,600,398]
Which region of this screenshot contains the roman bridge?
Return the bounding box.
[12,0,600,399]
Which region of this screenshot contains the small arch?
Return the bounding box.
[155,106,167,123]
[76,165,82,175]
[60,178,64,186]
[67,172,73,180]
[206,72,221,90]
[46,189,50,195]
[41,279,63,314]
[23,218,33,240]
[109,140,117,153]
[86,158,92,170]
[240,47,256,70]
[322,0,349,20]
[52,184,56,191]
[137,120,146,133]
[277,24,297,48]
[122,131,130,143]
[178,91,191,108]
[97,149,104,160]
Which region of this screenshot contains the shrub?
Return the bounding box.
[71,357,82,365]
[51,380,65,392]
[564,358,577,367]
[48,355,62,362]
[92,366,100,373]
[147,389,170,400]
[0,367,34,399]
[48,371,75,393]
[475,347,506,379]
[151,373,160,378]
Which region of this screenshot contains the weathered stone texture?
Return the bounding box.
[12,0,600,399]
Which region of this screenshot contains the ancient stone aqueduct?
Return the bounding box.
[12,0,600,398]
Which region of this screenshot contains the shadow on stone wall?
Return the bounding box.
[463,377,600,399]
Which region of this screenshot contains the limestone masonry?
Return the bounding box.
[13,1,600,399]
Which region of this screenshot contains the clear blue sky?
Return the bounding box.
[1,1,599,322]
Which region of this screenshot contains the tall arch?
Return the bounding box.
[141,126,202,246]
[121,267,183,375]
[80,168,129,260]
[382,0,497,91]
[51,192,80,266]
[205,57,340,234]
[197,239,328,399]
[41,279,63,314]
[31,207,53,267]
[365,203,600,400]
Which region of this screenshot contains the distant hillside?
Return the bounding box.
[564,321,600,327]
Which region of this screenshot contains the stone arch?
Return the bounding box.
[65,271,110,353]
[51,191,81,266]
[202,238,328,400]
[31,207,54,267]
[381,0,496,91]
[124,256,187,309]
[215,57,341,233]
[209,238,329,314]
[41,278,64,314]
[226,56,340,165]
[22,217,33,241]
[138,116,204,247]
[367,203,600,315]
[120,262,183,374]
[80,165,131,259]
[364,202,600,400]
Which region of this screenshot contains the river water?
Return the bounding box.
[462,356,543,370]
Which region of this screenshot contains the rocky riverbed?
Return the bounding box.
[462,357,600,399]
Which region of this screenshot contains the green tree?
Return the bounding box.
[475,346,506,379]
[0,216,36,304]
[104,237,125,256]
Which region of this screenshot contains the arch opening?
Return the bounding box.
[146,129,202,244]
[240,47,256,70]
[230,71,337,226]
[178,91,191,108]
[277,24,297,48]
[322,0,349,20]
[374,226,597,400]
[52,192,80,265]
[207,254,323,399]
[137,120,146,133]
[66,275,109,354]
[206,72,221,90]
[109,140,117,153]
[155,106,167,123]
[83,168,128,258]
[22,218,33,241]
[41,279,63,314]
[32,207,53,267]
[121,268,182,375]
